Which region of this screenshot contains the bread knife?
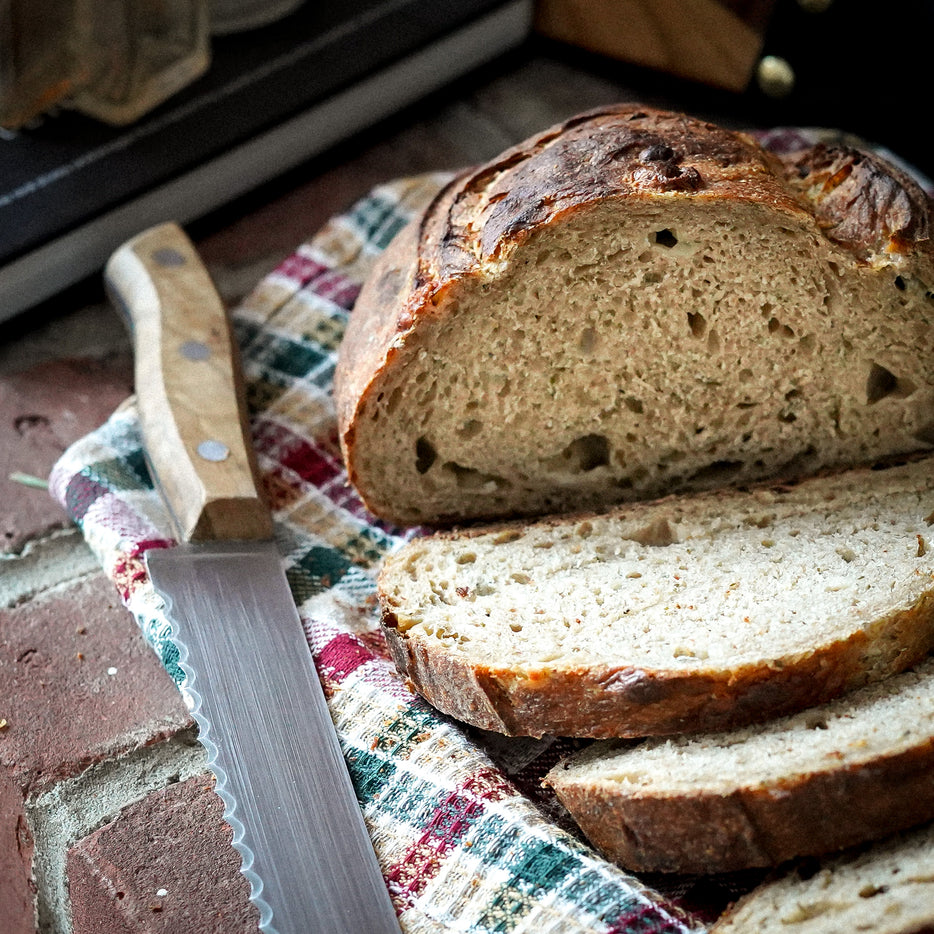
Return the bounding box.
[105,222,400,934]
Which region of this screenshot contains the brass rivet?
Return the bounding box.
[757,55,795,98]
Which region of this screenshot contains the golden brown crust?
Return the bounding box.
[380,588,934,740]
[427,105,800,279]
[545,740,934,874]
[779,143,933,260]
[332,212,421,457]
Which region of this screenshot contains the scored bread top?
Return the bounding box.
[335,104,934,527]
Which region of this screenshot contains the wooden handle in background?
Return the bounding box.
[106,222,273,543]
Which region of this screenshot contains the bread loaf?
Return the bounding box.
[335,105,934,527]
[378,456,934,739]
[544,656,934,874]
[710,821,934,934]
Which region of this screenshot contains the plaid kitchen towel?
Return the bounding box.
[49,129,933,934]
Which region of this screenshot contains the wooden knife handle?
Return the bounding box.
[106,222,273,543]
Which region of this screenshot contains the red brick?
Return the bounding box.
[0,573,192,933]
[0,775,36,934]
[68,774,259,934]
[0,356,133,554]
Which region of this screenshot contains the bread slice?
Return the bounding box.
[378,456,934,739]
[543,656,934,874]
[710,821,934,934]
[335,104,934,527]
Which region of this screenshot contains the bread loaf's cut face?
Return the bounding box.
[711,821,934,934]
[545,657,934,872]
[336,106,934,526]
[378,457,934,738]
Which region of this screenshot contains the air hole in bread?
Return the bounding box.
[628,516,676,547]
[653,228,678,248]
[441,461,509,491]
[867,363,897,403]
[623,396,644,415]
[768,317,795,338]
[456,418,484,439]
[866,363,916,404]
[859,884,890,898]
[689,459,744,485]
[780,901,835,924]
[415,437,437,474]
[687,311,707,338]
[557,433,611,472]
[894,276,907,291]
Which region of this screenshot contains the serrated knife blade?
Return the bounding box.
[106,222,400,934]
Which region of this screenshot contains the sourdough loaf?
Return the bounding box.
[544,655,934,874]
[710,821,934,934]
[378,456,934,739]
[335,105,934,527]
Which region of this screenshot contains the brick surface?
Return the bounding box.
[0,573,193,933]
[68,774,259,934]
[0,356,133,554]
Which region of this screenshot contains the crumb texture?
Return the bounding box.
[336,105,934,526]
[711,822,934,934]
[379,457,934,738]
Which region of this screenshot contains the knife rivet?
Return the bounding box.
[180,340,210,361]
[152,247,186,267]
[197,440,230,462]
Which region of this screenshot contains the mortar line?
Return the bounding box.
[26,727,207,934]
[1,528,103,609]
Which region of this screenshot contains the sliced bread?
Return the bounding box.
[710,821,934,934]
[335,104,934,526]
[544,655,934,874]
[378,456,934,738]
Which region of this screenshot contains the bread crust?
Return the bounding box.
[334,104,934,526]
[381,588,934,739]
[545,738,934,875]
